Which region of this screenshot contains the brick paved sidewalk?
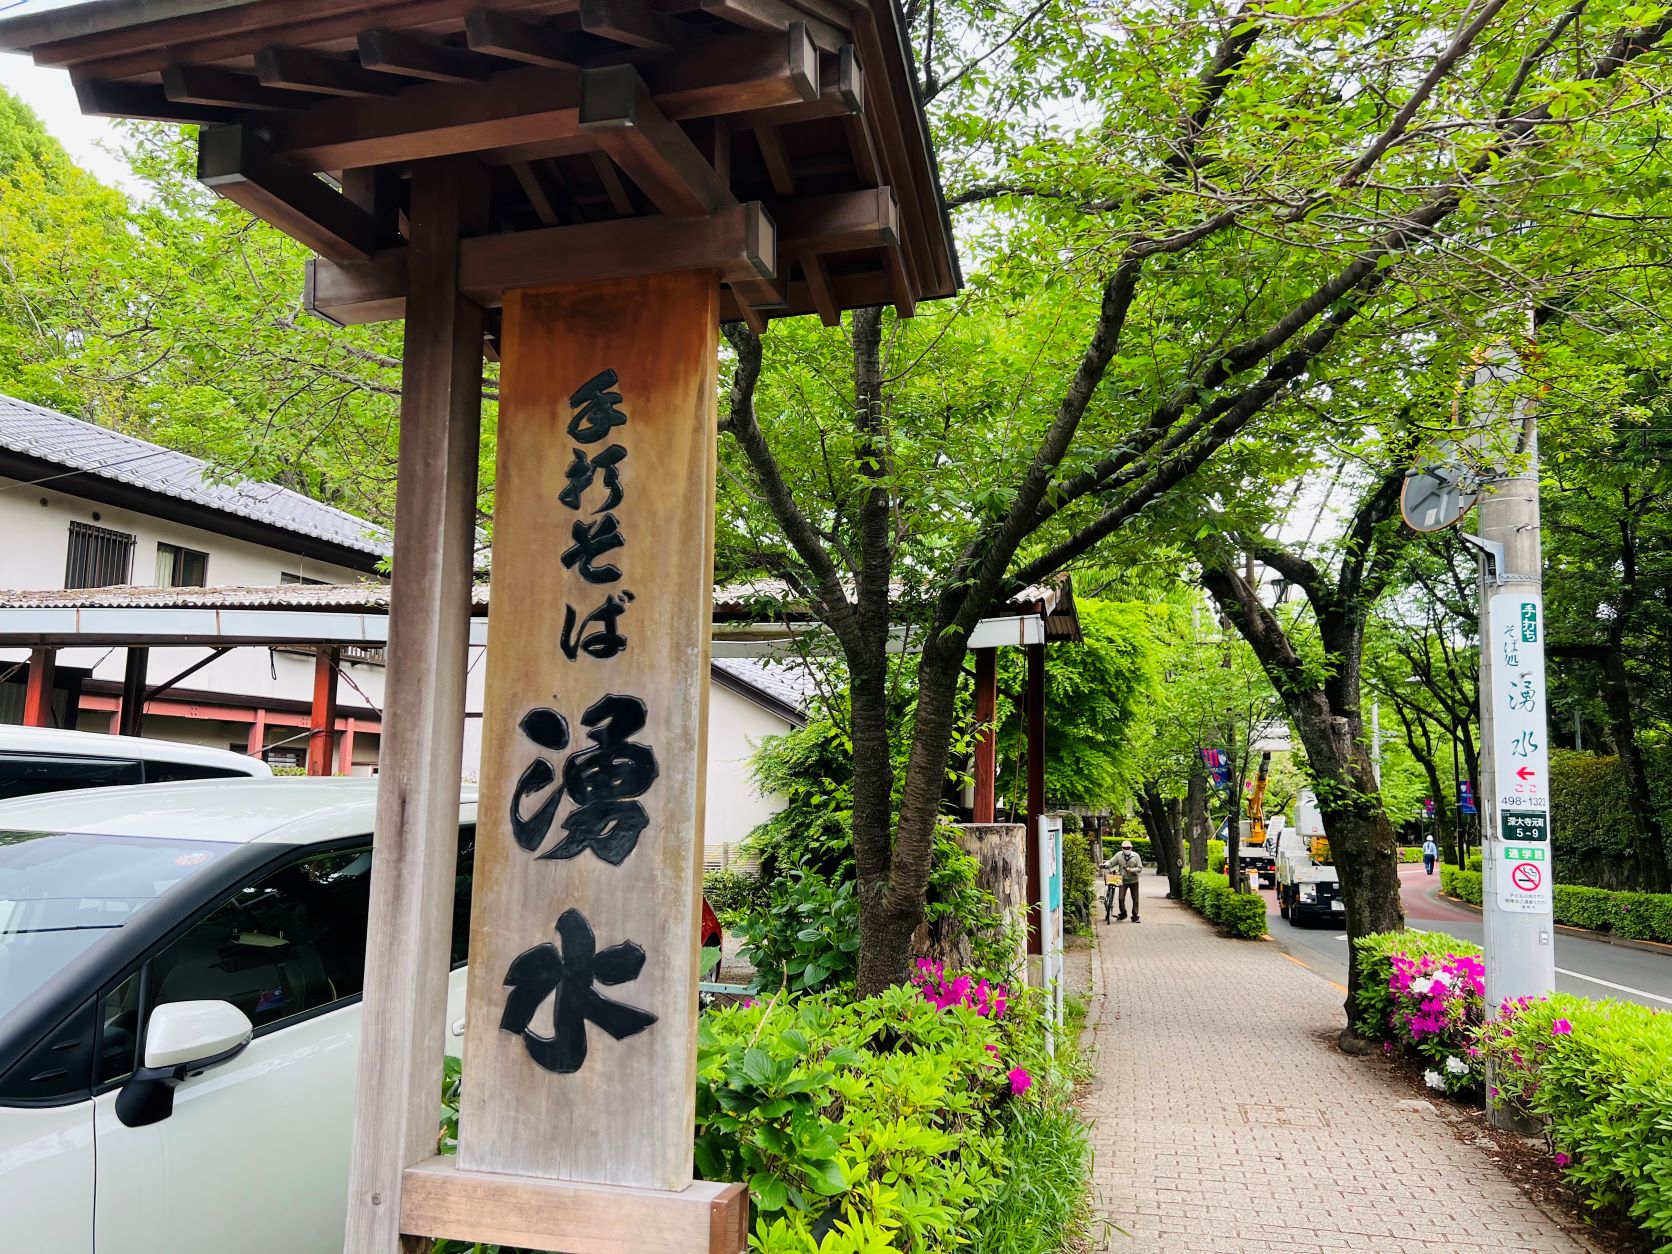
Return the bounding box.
[1082,876,1594,1253]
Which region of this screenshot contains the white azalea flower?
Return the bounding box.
[1412,977,1434,995]
[1445,1055,1468,1075]
[1431,970,1452,989]
[1424,1069,1445,1090]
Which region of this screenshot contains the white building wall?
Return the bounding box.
[703,682,793,862]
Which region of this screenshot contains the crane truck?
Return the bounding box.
[1273,788,1343,924]
[1236,751,1278,887]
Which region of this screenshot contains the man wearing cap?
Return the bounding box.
[1111,840,1144,923]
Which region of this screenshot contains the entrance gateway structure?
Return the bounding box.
[0,1,957,1248]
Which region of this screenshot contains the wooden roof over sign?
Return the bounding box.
[0,0,960,331]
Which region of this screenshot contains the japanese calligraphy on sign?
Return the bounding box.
[1488,590,1553,916]
[460,274,719,1189]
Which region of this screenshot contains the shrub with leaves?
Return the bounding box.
[1483,993,1672,1246]
[1351,930,1483,1041]
[1387,952,1486,1094]
[1179,870,1266,938]
[703,866,770,920]
[695,973,1081,1251]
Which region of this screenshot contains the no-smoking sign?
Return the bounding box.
[1511,862,1542,892]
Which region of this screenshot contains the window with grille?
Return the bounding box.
[156,542,208,587]
[64,521,136,588]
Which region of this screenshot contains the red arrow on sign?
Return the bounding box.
[1516,767,1537,782]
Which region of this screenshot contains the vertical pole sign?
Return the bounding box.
[1488,591,1552,917]
[461,272,718,1189]
[1036,815,1065,1056]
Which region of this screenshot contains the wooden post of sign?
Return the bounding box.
[344,156,486,1254]
[1025,641,1046,957]
[456,270,718,1197]
[972,647,997,823]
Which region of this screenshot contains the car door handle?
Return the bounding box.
[450,1017,465,1037]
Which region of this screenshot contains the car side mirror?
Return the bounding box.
[115,1001,253,1129]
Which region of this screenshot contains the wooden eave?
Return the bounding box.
[0,0,959,327]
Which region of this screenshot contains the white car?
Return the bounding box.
[0,778,474,1253]
[0,725,272,801]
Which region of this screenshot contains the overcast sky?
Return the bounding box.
[1,52,134,188]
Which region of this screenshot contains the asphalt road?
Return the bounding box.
[1258,862,1672,1009]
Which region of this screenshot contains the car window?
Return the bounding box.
[0,753,143,801]
[149,847,374,1032]
[142,826,475,1037]
[97,971,142,1086]
[141,760,256,784]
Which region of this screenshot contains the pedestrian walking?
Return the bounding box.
[1113,840,1144,922]
[1422,835,1438,876]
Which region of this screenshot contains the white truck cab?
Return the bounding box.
[1274,790,1343,924]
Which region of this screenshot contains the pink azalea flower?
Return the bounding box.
[1554,1151,1571,1168]
[1007,1067,1032,1096]
[1552,1019,1573,1036]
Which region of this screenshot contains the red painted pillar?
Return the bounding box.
[1025,641,1046,956]
[338,716,357,775]
[248,708,267,759]
[22,648,56,727]
[972,647,997,824]
[307,648,340,776]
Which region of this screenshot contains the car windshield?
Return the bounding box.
[0,829,235,1020]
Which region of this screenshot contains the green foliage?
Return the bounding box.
[737,716,1005,993]
[696,982,1085,1251]
[703,867,770,921]
[1062,830,1095,932]
[1441,868,1672,943]
[1485,994,1672,1245]
[1182,838,1227,874]
[1466,851,1483,872]
[1441,866,1484,904]
[1350,930,1483,1041]
[1179,870,1266,938]
[1549,751,1644,890]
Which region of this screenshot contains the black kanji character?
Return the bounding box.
[559,443,626,514]
[567,369,627,445]
[507,694,658,865]
[561,591,633,661]
[500,908,657,1074]
[562,514,624,584]
[542,694,657,864]
[509,707,570,853]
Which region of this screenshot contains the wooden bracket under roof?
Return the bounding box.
[2,0,959,329]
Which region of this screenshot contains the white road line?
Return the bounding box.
[1555,968,1672,1007]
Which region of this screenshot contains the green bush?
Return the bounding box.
[1062,830,1095,930]
[1550,750,1644,890]
[1466,850,1483,872]
[1351,929,1483,1041]
[1182,838,1225,873]
[1178,870,1266,938]
[703,866,769,920]
[1485,994,1672,1246]
[698,979,1086,1250]
[1441,865,1483,904]
[1397,847,1422,864]
[1441,866,1672,944]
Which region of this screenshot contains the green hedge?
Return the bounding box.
[703,867,770,919]
[1179,869,1267,939]
[1487,994,1672,1246]
[1466,850,1482,872]
[1550,750,1643,890]
[1350,929,1482,1040]
[1440,867,1672,945]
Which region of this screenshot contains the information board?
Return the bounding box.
[1488,590,1553,916]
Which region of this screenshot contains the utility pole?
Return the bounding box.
[1470,339,1556,1130]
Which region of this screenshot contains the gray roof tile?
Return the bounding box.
[0,393,391,558]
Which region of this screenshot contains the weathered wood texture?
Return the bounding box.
[344,157,486,1254]
[459,271,719,1188]
[954,823,1028,979]
[401,1158,748,1253]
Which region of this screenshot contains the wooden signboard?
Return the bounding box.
[460,270,719,1189]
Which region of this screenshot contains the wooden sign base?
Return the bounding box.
[401,1158,748,1253]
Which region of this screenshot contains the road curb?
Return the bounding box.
[1436,890,1672,958]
